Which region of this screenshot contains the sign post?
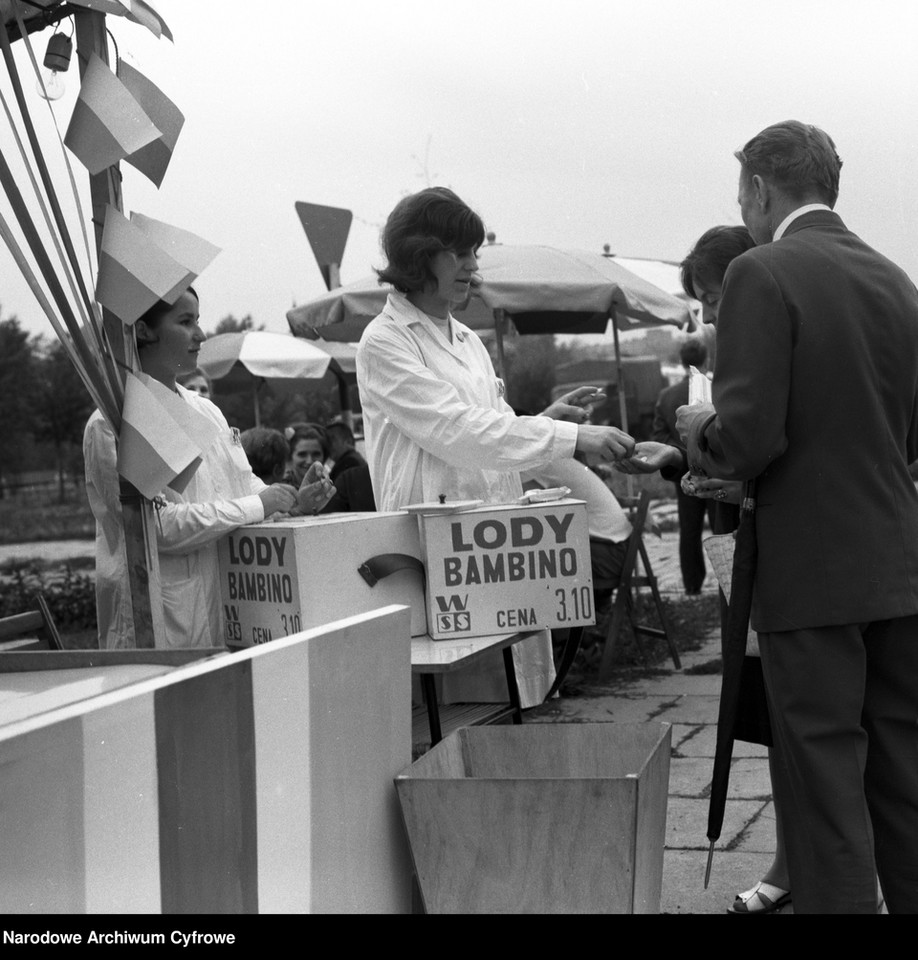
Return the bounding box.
[294,201,353,290]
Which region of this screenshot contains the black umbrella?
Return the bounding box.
[704,480,759,887]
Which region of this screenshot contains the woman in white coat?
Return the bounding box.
[357,188,634,705]
[84,287,334,648]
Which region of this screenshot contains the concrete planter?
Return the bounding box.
[395,721,671,914]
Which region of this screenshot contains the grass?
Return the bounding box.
[0,486,94,545]
[554,590,722,695]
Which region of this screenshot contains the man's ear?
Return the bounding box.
[751,174,771,212]
[134,319,159,347]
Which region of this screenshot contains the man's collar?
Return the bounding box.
[773,203,833,241]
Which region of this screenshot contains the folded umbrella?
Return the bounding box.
[705,479,758,887]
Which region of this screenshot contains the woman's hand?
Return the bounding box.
[296,461,335,515]
[613,441,682,474]
[683,475,743,504]
[574,424,634,462]
[541,386,606,423]
[258,483,298,516]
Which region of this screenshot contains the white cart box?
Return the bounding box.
[416,499,594,640]
[218,512,427,646]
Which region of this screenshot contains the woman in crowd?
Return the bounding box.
[615,225,790,915]
[356,186,634,706]
[83,287,334,649]
[283,422,329,486]
[177,367,212,398]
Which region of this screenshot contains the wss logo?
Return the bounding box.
[434,594,471,633]
[223,604,242,642]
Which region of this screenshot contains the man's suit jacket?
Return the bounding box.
[329,447,367,482]
[684,210,918,633]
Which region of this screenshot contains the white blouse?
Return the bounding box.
[83,386,266,649]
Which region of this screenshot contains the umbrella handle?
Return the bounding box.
[704,840,715,889]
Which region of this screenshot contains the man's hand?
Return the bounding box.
[613,440,682,474]
[574,424,635,462]
[675,400,715,443]
[542,386,606,423]
[684,475,743,504]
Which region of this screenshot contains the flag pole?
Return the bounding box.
[75,8,163,648]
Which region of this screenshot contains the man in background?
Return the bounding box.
[325,421,367,482]
[652,338,714,595]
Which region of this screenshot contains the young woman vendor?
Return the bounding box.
[83,287,334,648]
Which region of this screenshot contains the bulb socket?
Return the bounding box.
[43,33,73,73]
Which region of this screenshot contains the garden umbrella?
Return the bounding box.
[287,244,693,432]
[197,331,331,426]
[704,481,759,887]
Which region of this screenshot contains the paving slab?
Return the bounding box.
[668,756,717,797]
[666,796,764,850]
[662,849,791,915]
[653,694,721,724]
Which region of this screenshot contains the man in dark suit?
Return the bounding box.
[677,121,918,913]
[325,421,367,482]
[652,339,715,594]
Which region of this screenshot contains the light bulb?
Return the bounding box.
[36,70,66,101]
[37,32,72,102]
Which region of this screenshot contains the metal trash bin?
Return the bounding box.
[394,721,671,914]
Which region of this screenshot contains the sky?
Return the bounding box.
[2,0,918,341]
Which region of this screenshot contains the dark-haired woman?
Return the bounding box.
[356,187,635,707]
[84,288,333,649]
[616,225,791,915]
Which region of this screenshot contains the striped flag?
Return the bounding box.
[95,207,202,326]
[117,372,203,498]
[130,213,221,280]
[119,62,184,188]
[64,53,161,176]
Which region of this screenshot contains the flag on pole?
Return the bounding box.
[117,372,202,498]
[130,213,221,279]
[119,62,184,187]
[64,54,161,175]
[95,208,220,325]
[95,207,193,325]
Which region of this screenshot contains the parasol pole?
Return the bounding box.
[493,308,507,380]
[74,8,163,648]
[252,378,261,427]
[610,309,635,500]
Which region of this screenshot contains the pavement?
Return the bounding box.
[525,503,788,915]
[0,515,784,916]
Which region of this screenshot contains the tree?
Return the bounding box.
[0,315,38,497]
[32,338,96,502]
[210,313,262,336]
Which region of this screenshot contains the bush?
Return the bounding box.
[0,490,94,544]
[0,560,97,630]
